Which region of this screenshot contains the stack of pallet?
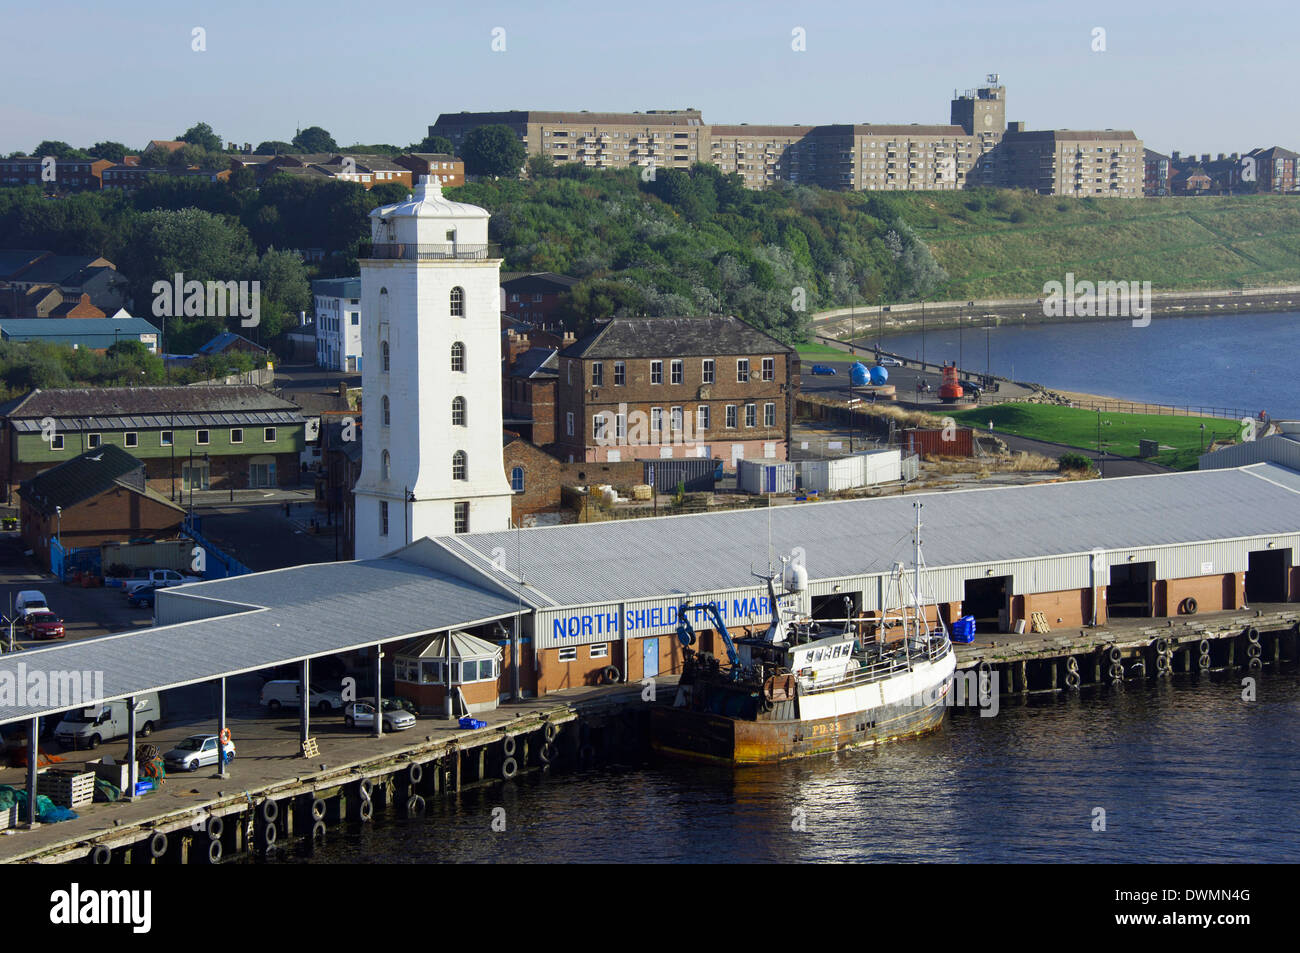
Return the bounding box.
[37,769,94,809]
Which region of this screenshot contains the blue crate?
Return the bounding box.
[458,717,487,730]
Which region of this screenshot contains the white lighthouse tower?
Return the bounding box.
[354,176,513,559]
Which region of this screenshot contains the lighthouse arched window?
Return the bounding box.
[381,450,391,480]
[450,286,464,317]
[451,341,465,372]
[382,395,390,426]
[451,396,466,426]
[381,341,390,373]
[452,450,467,481]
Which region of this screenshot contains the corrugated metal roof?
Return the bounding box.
[10,410,302,432]
[442,464,1300,607]
[0,557,523,725]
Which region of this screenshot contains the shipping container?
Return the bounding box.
[737,460,797,494]
[903,427,975,457]
[800,449,901,493]
[100,539,194,576]
[643,458,722,493]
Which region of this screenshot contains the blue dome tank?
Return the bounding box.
[869,365,889,386]
[849,362,871,387]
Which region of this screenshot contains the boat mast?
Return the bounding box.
[913,501,924,639]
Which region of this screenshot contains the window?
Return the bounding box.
[697,406,710,431]
[511,466,525,492]
[613,362,625,386]
[454,501,469,534]
[381,450,391,479]
[702,359,715,384]
[725,405,737,429]
[196,429,209,446]
[452,396,466,426]
[566,412,574,437]
[651,407,663,433]
[670,360,683,384]
[745,404,757,427]
[230,428,243,444]
[590,643,609,659]
[764,402,776,427]
[737,359,750,382]
[451,342,465,372]
[670,407,683,431]
[452,451,467,480]
[382,396,391,426]
[351,314,359,326]
[50,434,65,451]
[591,362,603,386]
[124,432,138,448]
[762,357,775,381]
[380,501,389,536]
[381,341,390,372]
[264,427,277,442]
[615,413,626,440]
[592,414,608,441]
[160,431,172,447]
[450,286,464,317]
[87,434,101,449]
[650,360,663,385]
[558,646,578,663]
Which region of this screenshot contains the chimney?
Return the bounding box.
[1200,153,1209,163]
[1217,153,1225,161]
[1172,150,1180,161]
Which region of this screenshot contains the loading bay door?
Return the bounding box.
[964,576,1011,632]
[1108,561,1156,617]
[1247,548,1291,604]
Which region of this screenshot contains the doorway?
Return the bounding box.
[963,576,1011,631]
[1108,561,1155,617]
[1246,548,1290,604]
[642,638,659,678]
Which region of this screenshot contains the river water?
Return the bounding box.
[280,668,1300,863]
[876,311,1300,419]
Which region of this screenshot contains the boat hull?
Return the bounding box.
[651,668,955,765]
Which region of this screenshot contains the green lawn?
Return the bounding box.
[948,403,1240,470]
[795,341,851,359]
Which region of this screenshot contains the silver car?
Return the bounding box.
[163,734,235,771]
[343,698,416,731]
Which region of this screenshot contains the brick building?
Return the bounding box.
[0,385,307,503]
[989,129,1145,196]
[17,444,184,569]
[393,153,465,188]
[503,346,558,445]
[503,431,566,526]
[500,272,576,328]
[0,156,112,191]
[554,316,797,467]
[0,250,130,315]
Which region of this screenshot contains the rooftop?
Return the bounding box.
[562,315,794,360]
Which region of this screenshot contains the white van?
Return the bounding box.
[259,680,343,713]
[15,590,49,617]
[54,693,162,750]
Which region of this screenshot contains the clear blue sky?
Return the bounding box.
[3,0,1295,156]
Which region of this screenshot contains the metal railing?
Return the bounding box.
[798,633,950,696]
[360,243,499,262]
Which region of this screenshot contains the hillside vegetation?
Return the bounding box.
[885,191,1300,299]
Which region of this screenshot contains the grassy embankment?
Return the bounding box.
[948,403,1240,470]
[882,191,1300,299]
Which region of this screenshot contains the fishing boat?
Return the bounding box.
[651,502,956,764]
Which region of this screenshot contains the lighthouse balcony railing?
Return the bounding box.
[360,243,500,261]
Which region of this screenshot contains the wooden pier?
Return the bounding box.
[954,605,1300,693]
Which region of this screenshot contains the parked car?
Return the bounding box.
[260,656,351,684]
[23,610,65,640]
[259,680,344,713]
[164,734,235,772]
[122,569,200,595]
[126,586,159,609]
[344,698,417,732]
[54,694,162,749]
[14,590,49,617]
[810,364,837,376]
[960,382,982,399]
[877,357,904,367]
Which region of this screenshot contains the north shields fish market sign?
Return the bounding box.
[542,593,800,647]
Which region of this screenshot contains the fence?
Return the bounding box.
[1059,396,1258,423]
[182,518,252,580]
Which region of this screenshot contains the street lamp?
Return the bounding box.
[1096,412,1111,477]
[188,451,208,519]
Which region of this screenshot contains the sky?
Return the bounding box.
[2,0,1297,157]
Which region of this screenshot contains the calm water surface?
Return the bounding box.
[281,669,1300,863]
[878,311,1300,418]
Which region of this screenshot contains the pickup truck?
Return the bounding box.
[121,568,201,595]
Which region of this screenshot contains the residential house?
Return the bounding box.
[312,277,362,371]
[502,432,567,526]
[0,156,113,191]
[500,272,576,329]
[0,250,130,314]
[394,153,464,188]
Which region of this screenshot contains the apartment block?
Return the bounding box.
[993,129,1144,197]
[0,156,112,191]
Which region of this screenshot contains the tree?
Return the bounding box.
[179,122,223,153]
[32,140,88,159]
[526,154,556,179]
[256,247,311,316]
[460,125,526,178]
[411,134,455,156]
[292,126,337,154]
[166,144,208,169]
[88,141,131,162]
[255,140,294,155]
